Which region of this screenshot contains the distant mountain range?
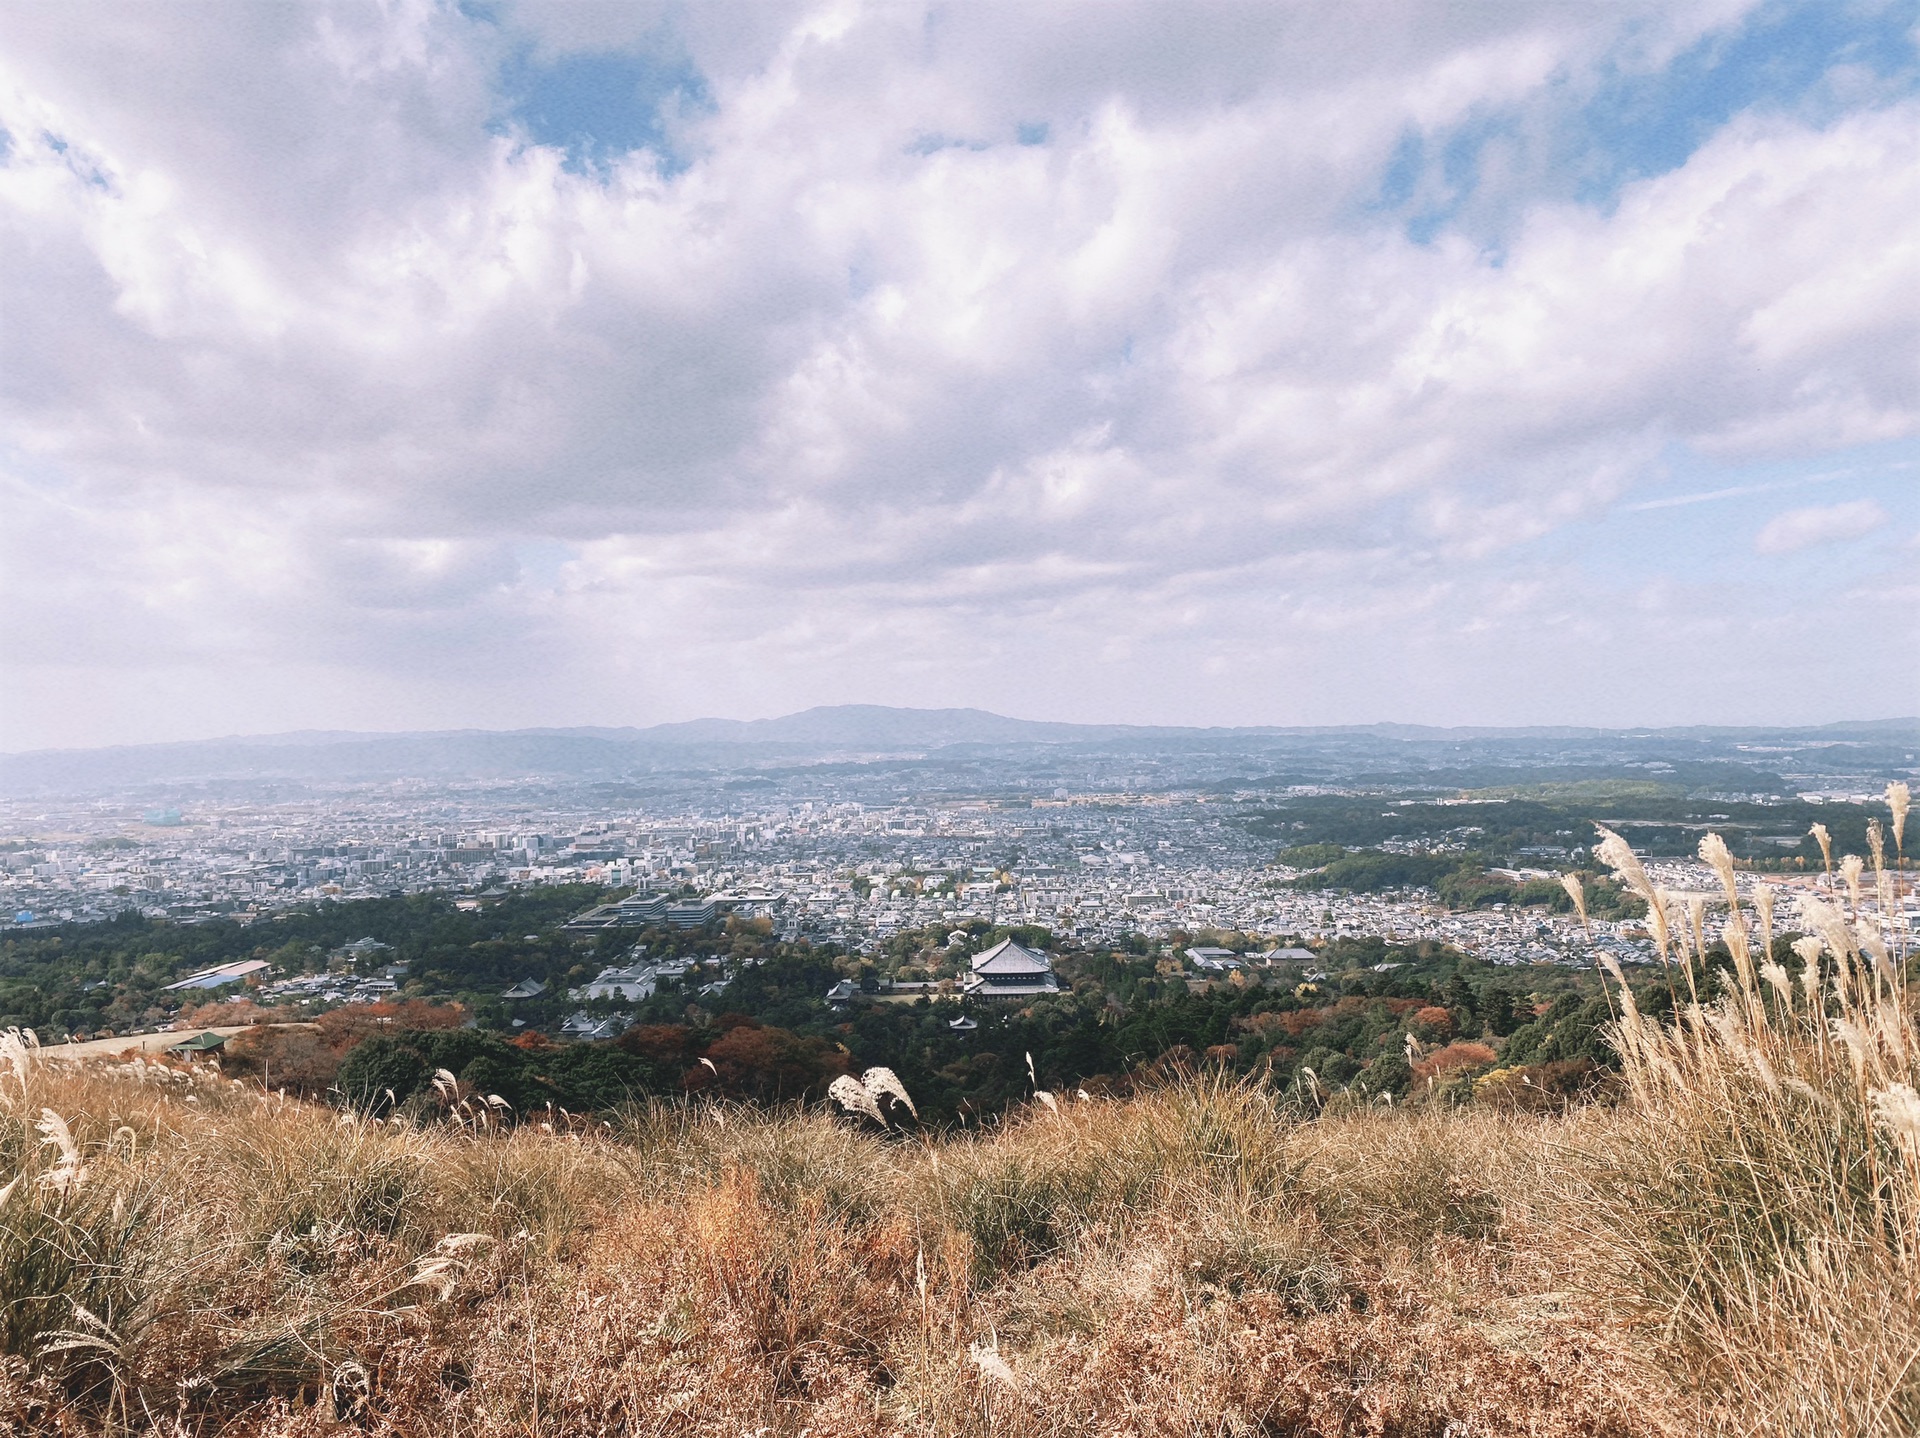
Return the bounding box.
[1,705,1914,798]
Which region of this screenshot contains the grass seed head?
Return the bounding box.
[1559,873,1590,933]
[1,1027,38,1101]
[1856,925,1890,975]
[1698,833,1739,910]
[1840,854,1865,909]
[1870,1083,1920,1157]
[1760,961,1794,1008]
[1594,825,1656,907]
[1810,822,1834,874]
[1799,958,1823,1007]
[1722,914,1755,998]
[1797,896,1855,961]
[860,1066,917,1119]
[36,1108,78,1166]
[828,1074,884,1125]
[1642,887,1673,962]
[1831,1017,1871,1086]
[969,1342,1019,1391]
[35,1108,88,1194]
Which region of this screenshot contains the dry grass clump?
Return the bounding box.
[1541,820,1920,1435]
[0,1035,628,1430]
[436,1090,1680,1438]
[615,1096,896,1221]
[445,1170,928,1435]
[911,1078,1301,1275]
[1285,1104,1515,1249]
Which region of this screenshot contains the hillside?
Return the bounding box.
[2,875,1915,1435]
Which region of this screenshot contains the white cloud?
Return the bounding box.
[1754,499,1891,555]
[0,0,1914,747]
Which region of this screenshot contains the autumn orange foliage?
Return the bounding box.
[1412,1040,1498,1080]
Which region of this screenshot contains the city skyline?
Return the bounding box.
[2,1,1916,750]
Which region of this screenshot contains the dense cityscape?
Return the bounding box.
[6,785,1646,956]
[4,716,1914,1042]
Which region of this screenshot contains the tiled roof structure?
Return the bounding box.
[962,938,1060,997]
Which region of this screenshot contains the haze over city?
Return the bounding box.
[0,0,1914,753]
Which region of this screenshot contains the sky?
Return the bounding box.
[0,0,1915,751]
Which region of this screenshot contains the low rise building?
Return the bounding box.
[575,963,658,1001]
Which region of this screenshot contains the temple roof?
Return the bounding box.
[970,938,1054,976]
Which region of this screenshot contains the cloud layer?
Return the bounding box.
[1,0,1915,747]
[1754,499,1891,556]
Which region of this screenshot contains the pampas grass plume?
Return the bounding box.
[1594,825,1655,908]
[1811,822,1834,877]
[1839,854,1865,913]
[1,1026,38,1100]
[36,1107,87,1193]
[1560,873,1590,934]
[828,1074,885,1125]
[861,1066,917,1119]
[1698,833,1738,910]
[1870,1082,1920,1157]
[1760,961,1794,1009]
[969,1342,1018,1391]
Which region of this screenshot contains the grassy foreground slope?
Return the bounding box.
[2,827,1915,1435]
[1,1000,1914,1436]
[4,1063,1687,1437]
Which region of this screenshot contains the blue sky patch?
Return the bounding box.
[498,44,712,176]
[1573,0,1920,204]
[1533,438,1918,590]
[907,132,992,156]
[1369,1,1919,246]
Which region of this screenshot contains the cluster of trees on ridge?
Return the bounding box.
[202,919,1822,1128]
[216,938,1617,1125]
[1274,844,1645,916]
[1243,790,1881,869]
[0,886,620,1039]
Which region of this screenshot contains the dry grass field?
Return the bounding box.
[2,821,1915,1436]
